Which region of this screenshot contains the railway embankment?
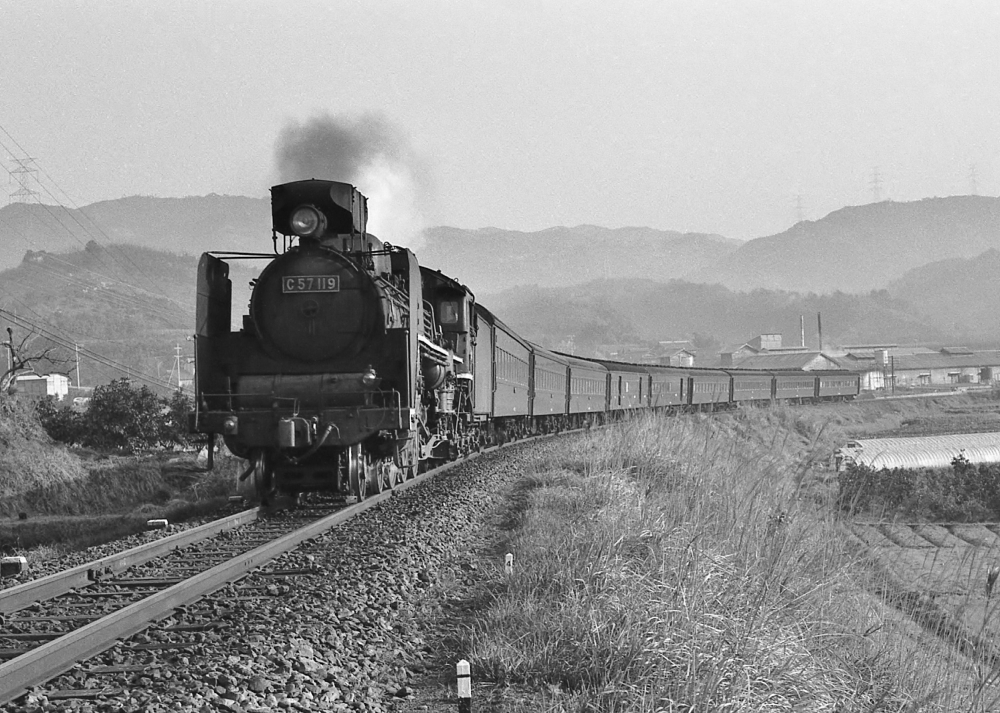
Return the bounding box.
[398,409,1000,712]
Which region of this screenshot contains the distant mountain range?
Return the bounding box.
[1,192,999,381]
[418,225,739,296]
[0,195,271,270]
[688,196,1000,293]
[3,192,998,296]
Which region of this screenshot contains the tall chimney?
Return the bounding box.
[817,312,823,352]
[800,316,805,347]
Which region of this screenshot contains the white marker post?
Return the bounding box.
[1,556,27,578]
[504,552,513,575]
[457,659,471,712]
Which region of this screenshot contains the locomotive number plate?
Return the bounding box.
[282,276,340,293]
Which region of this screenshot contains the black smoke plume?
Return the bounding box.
[274,113,426,247]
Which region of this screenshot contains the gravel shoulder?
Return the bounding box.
[11,436,575,712]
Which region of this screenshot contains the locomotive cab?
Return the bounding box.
[416,266,477,459]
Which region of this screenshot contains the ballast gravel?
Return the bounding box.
[1,517,229,589]
[10,437,571,713]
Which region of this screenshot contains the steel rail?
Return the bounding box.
[0,433,567,705]
[0,454,476,706]
[0,508,259,614]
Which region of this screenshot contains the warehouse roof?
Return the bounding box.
[893,350,1000,371]
[731,352,842,371]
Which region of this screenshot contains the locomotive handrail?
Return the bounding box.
[201,389,402,411]
[205,251,277,259]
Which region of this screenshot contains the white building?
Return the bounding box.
[15,373,70,401]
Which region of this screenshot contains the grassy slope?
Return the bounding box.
[0,399,87,514]
[409,403,1000,711]
[0,397,237,553]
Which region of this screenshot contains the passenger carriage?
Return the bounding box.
[592,359,648,412]
[816,370,861,401]
[687,368,733,408]
[558,352,609,425]
[729,369,773,404]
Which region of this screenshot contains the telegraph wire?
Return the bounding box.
[0,306,185,392]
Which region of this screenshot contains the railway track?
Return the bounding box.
[0,452,469,707]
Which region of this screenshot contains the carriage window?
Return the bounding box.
[440,301,459,324]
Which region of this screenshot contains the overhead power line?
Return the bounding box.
[0,122,189,312]
[0,306,188,393]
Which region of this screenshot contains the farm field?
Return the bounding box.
[832,393,1000,695]
[851,521,1000,650]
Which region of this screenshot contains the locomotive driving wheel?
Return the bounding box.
[347,444,366,501]
[365,457,385,496]
[237,450,274,503]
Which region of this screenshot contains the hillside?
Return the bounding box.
[0,195,271,271]
[3,192,1000,380]
[0,244,258,392]
[688,196,1000,293]
[419,225,740,296]
[5,192,1000,299]
[483,279,947,360]
[887,248,1000,337]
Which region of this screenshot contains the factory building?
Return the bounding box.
[837,347,1000,391]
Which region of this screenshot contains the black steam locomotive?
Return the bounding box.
[191,179,859,503]
[193,179,476,502]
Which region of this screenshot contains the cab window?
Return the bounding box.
[440,301,459,324]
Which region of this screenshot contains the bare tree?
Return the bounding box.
[1,327,73,394]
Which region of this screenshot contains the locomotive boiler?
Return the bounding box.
[192,179,475,502]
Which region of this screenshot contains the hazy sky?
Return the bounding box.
[2,1,998,242]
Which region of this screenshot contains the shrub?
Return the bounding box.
[38,379,194,453]
[84,378,163,451]
[838,455,1000,521]
[35,397,86,445]
[159,390,194,448]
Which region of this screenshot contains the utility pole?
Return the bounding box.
[75,343,81,387]
[173,343,182,389]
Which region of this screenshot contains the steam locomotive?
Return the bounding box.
[191,179,859,502]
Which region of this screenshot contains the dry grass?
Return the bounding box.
[1,396,242,554]
[456,411,1000,711]
[0,398,89,509]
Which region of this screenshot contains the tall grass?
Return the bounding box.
[0,397,88,506]
[460,411,999,711]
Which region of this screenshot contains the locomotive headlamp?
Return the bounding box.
[290,206,325,238]
[361,367,379,387]
[222,416,239,435]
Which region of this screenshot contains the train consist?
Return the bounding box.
[191,179,860,502]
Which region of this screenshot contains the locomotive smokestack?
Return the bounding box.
[817,312,823,352]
